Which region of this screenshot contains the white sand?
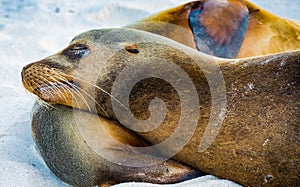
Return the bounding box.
[0,0,298,186]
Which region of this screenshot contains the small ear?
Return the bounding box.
[189,0,248,58]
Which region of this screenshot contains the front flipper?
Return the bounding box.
[31,102,203,186]
[189,0,248,58]
[126,0,248,58]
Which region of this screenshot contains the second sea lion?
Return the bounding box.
[126,0,300,58]
[31,101,201,187]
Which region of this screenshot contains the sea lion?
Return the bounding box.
[22,28,300,187]
[126,0,300,58]
[31,101,202,187]
[21,0,300,186]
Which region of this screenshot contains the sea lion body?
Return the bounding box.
[126,0,300,58]
[23,28,300,186]
[21,1,300,187]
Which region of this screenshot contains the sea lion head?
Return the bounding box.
[23,28,207,186]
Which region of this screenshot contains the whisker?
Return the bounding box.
[22,87,47,109]
[70,82,109,117]
[58,81,92,113]
[53,75,94,113]
[50,74,92,113]
[36,98,56,109]
[66,74,128,111]
[66,81,109,117]
[42,74,91,112]
[65,84,92,112]
[52,73,110,117]
[32,77,56,100]
[39,76,67,102]
[22,86,35,99]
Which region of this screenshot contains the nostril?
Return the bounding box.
[22,63,32,70]
[21,63,36,80]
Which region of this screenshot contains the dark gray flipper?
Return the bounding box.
[189,0,249,58]
[31,102,203,186]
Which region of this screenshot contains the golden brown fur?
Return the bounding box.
[21,1,300,186]
[126,0,300,58]
[22,28,300,187]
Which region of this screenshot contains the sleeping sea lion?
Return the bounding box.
[22,28,300,187]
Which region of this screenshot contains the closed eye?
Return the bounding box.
[126,48,139,54]
[124,44,139,54]
[62,44,89,60]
